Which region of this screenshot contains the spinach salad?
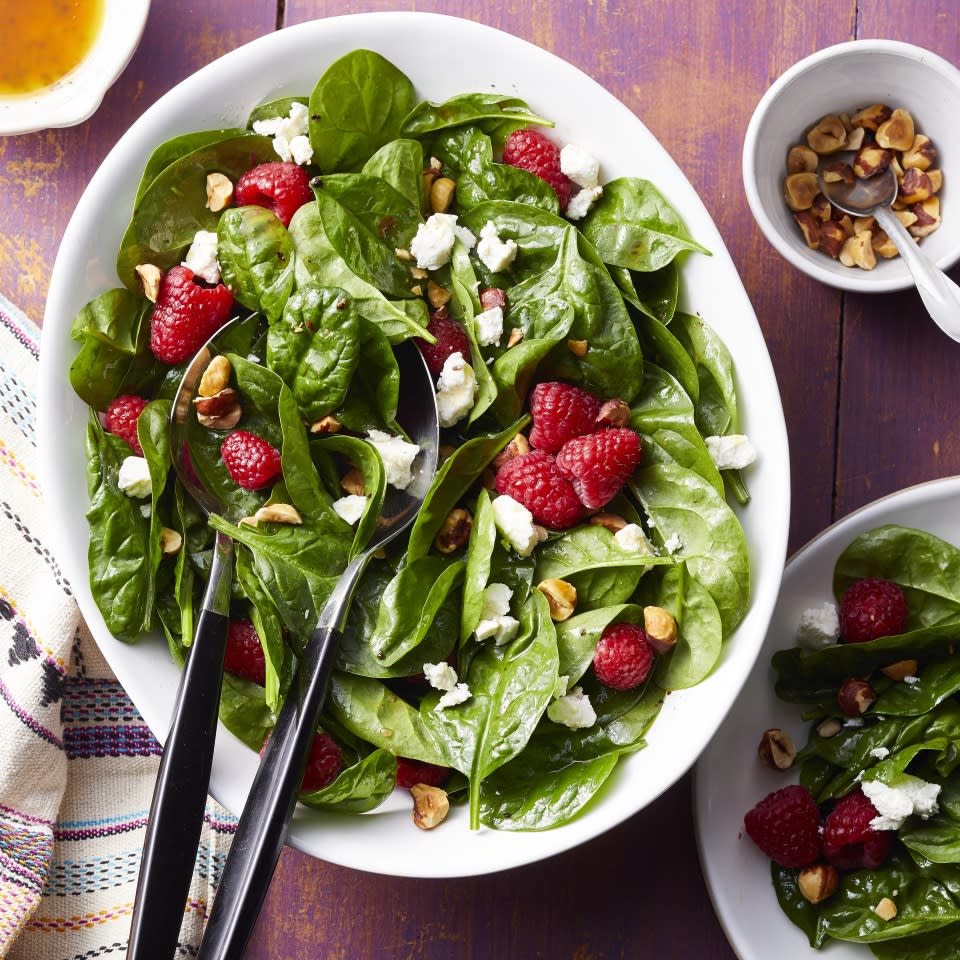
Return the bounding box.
[763,525,960,956]
[72,50,753,831]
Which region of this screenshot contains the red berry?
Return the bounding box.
[300,733,342,794]
[149,265,234,365]
[502,128,572,210]
[395,757,450,789]
[528,381,602,453]
[220,431,282,490]
[822,788,893,869]
[744,785,822,868]
[593,623,654,690]
[494,450,586,529]
[105,394,149,455]
[223,619,266,685]
[839,578,909,643]
[235,161,314,227]
[414,308,472,377]
[555,428,643,509]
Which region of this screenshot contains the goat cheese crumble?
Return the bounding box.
[423,661,471,711]
[565,185,603,221]
[474,305,504,347]
[410,214,476,269]
[474,582,520,645]
[332,494,367,526]
[614,523,655,555]
[705,434,757,471]
[547,686,597,729]
[560,143,600,189]
[797,602,840,651]
[365,430,420,490]
[182,230,221,285]
[435,351,477,427]
[492,494,539,557]
[118,456,152,498]
[862,774,941,831]
[476,220,518,273]
[252,101,314,165]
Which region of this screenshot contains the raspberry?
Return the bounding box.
[494,450,585,529]
[592,623,654,690]
[744,785,822,868]
[105,394,149,455]
[300,732,342,794]
[414,308,471,377]
[235,161,314,227]
[502,128,572,210]
[220,431,282,490]
[555,428,643,509]
[822,788,893,869]
[528,381,602,453]
[149,265,234,365]
[395,757,450,789]
[223,619,266,685]
[839,578,909,643]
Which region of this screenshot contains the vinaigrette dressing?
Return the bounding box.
[0,0,105,96]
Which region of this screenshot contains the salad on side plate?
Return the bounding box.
[71,48,756,832]
[744,524,960,957]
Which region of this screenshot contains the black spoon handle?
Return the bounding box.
[127,533,233,960]
[196,618,343,959]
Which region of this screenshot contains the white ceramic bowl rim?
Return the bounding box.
[38,12,791,877]
[743,38,960,293]
[0,0,150,135]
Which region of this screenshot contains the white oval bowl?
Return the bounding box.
[0,0,150,135]
[39,12,790,878]
[743,39,960,293]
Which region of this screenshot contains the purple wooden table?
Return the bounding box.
[4,1,960,956]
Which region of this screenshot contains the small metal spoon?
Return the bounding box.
[195,338,439,960]
[127,314,251,960]
[820,163,960,342]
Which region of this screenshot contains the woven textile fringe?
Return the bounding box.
[0,295,235,960]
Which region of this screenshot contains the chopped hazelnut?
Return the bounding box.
[427,280,451,309]
[881,658,919,681]
[851,103,892,132]
[135,263,163,303]
[507,327,524,348]
[876,108,915,151]
[537,578,578,622]
[254,503,303,525]
[783,172,819,211]
[159,527,183,556]
[928,169,943,193]
[795,211,823,248]
[871,229,899,259]
[205,172,234,212]
[196,404,242,430]
[810,193,832,222]
[595,398,631,428]
[798,864,839,905]
[411,784,450,830]
[757,728,796,770]
[310,415,341,434]
[817,717,842,738]
[898,168,933,205]
[837,677,876,716]
[567,339,589,356]
[341,468,366,496]
[198,354,232,397]
[492,433,531,469]
[839,231,877,270]
[844,126,866,151]
[902,133,936,171]
[589,512,627,533]
[786,144,818,174]
[434,508,472,554]
[806,114,847,154]
[643,606,678,654]
[819,220,847,259]
[908,196,940,239]
[873,897,898,921]
[852,145,893,179]
[430,176,457,214]
[194,387,240,417]
[822,162,854,185]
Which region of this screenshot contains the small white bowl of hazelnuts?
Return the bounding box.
[743,39,960,292]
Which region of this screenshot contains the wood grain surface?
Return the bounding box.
[4,0,960,957]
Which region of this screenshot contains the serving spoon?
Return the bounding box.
[127,314,253,960]
[194,337,439,959]
[819,163,960,342]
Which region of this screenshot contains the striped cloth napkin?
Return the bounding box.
[0,294,235,960]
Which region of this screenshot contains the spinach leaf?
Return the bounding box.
[579,177,709,271]
[171,479,207,649]
[901,770,960,864]
[632,311,700,403]
[247,96,308,128]
[312,173,423,298]
[219,673,276,752]
[870,924,960,960]
[401,93,550,141]
[326,671,446,765]
[431,126,559,213]
[335,557,457,678]
[299,747,396,813]
[134,129,249,207]
[629,462,750,635]
[834,526,960,627]
[630,363,723,495]
[235,547,288,711]
[117,133,276,290]
[406,418,524,563]
[872,658,960,717]
[85,419,152,640]
[69,289,153,410]
[479,677,664,830]
[771,863,826,948]
[421,591,559,828]
[370,557,465,666]
[216,206,295,323]
[535,525,671,582]
[611,262,679,324]
[460,489,497,644]
[308,50,416,172]
[335,316,401,433]
[288,202,431,342]
[266,284,360,421]
[136,399,173,627]
[362,138,425,212]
